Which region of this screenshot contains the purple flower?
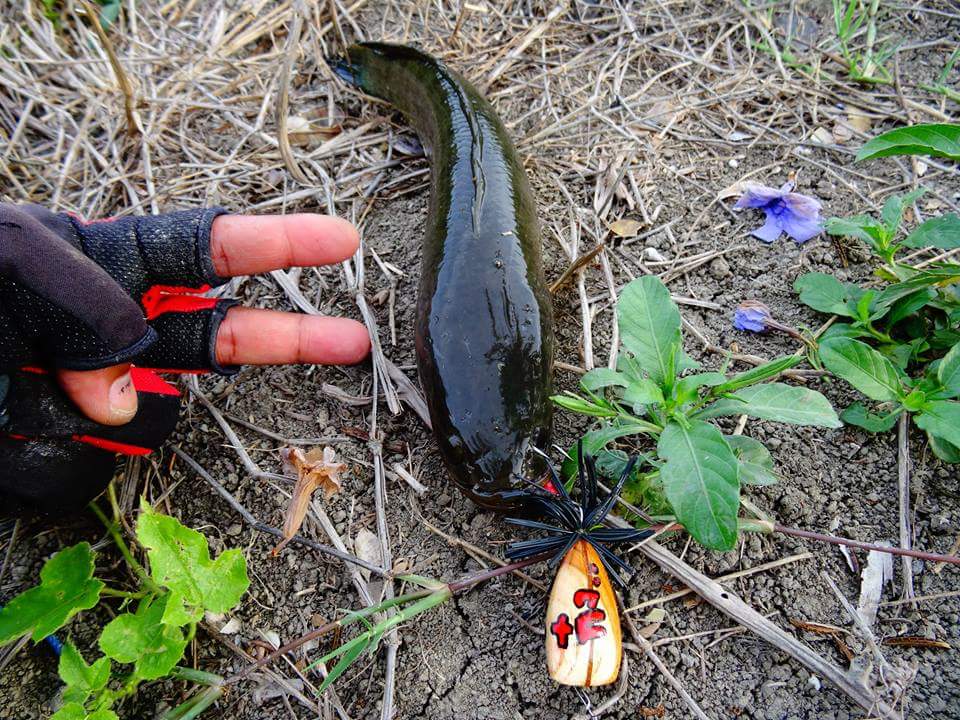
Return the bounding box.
[733,300,773,332]
[734,181,823,243]
[733,299,808,345]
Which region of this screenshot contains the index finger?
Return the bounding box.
[210,214,360,277]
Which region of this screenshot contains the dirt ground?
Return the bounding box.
[2,1,960,719]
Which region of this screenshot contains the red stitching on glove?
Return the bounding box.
[71,434,152,455]
[64,211,122,226]
[141,284,218,320]
[130,367,180,396]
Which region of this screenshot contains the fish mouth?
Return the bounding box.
[327,56,358,85]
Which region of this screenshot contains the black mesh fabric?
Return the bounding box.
[138,300,240,373]
[0,203,230,372]
[0,203,237,511]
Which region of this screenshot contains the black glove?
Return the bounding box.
[0,204,238,511]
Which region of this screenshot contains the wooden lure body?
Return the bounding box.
[545,539,622,686]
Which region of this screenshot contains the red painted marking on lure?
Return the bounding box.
[550,613,573,649]
[572,588,606,644]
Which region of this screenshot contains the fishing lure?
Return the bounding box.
[505,448,651,687]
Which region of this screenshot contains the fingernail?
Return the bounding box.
[109,372,138,421]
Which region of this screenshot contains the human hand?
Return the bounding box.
[57,212,371,424]
[0,205,371,509]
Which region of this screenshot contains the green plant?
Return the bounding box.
[551,276,840,552]
[921,49,960,104]
[0,494,249,720]
[856,123,960,163]
[831,0,896,84]
[796,123,960,460]
[40,0,122,29]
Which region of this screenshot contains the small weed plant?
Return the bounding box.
[0,491,249,720]
[553,276,840,551]
[795,123,960,461]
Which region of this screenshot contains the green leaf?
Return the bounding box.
[819,337,906,401]
[318,633,371,693]
[617,276,682,387]
[136,503,249,623]
[50,704,88,720]
[928,433,960,463]
[903,214,960,250]
[674,372,726,405]
[59,642,110,706]
[840,402,902,432]
[551,393,617,418]
[593,448,633,480]
[881,189,926,236]
[715,355,802,393]
[99,595,188,680]
[581,368,629,392]
[821,323,872,341]
[724,435,778,486]
[696,383,841,427]
[622,378,665,408]
[886,288,936,326]
[873,277,936,308]
[794,272,856,316]
[915,401,960,449]
[97,0,121,28]
[937,342,960,397]
[50,706,119,720]
[825,216,888,252]
[560,422,656,479]
[87,712,118,720]
[856,123,960,162]
[0,543,103,644]
[658,421,739,551]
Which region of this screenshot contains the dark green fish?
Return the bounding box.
[331,43,555,510]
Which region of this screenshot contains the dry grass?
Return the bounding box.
[1,1,959,718]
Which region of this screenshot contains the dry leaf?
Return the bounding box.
[832,120,854,145]
[717,179,748,200]
[273,447,346,554]
[847,109,872,134]
[284,114,342,147]
[219,617,242,634]
[882,636,951,650]
[811,126,834,145]
[856,547,893,629]
[353,528,382,582]
[638,607,666,638]
[259,629,282,649]
[790,618,848,636]
[833,634,855,662]
[608,218,644,237]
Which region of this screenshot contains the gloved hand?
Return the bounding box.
[0,205,370,511]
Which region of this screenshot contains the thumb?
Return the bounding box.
[56,364,139,426]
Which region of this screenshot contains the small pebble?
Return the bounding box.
[709,257,732,279]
